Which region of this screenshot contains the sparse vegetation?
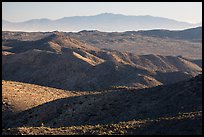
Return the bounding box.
[2,29,202,135]
[2,111,201,135]
[2,74,202,135]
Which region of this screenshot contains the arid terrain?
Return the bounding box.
[2,74,202,135]
[3,27,202,59]
[67,27,202,59]
[2,27,202,135]
[2,29,202,91]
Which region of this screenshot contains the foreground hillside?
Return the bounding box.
[2,80,98,129]
[2,32,202,91]
[2,74,202,135]
[3,111,201,135]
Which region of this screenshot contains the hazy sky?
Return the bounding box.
[2,2,202,24]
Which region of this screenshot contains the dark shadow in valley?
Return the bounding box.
[2,53,153,92]
[2,39,57,54]
[3,75,202,129]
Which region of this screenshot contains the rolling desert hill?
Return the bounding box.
[2,13,200,32]
[2,74,202,135]
[2,80,97,129]
[2,27,202,135]
[2,32,202,91]
[136,26,202,43]
[2,27,202,59]
[66,28,202,59]
[184,58,202,68]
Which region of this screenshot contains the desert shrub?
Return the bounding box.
[79,101,83,104]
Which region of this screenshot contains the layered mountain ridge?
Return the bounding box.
[2,27,202,135]
[2,32,202,91]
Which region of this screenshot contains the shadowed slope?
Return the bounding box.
[2,111,201,135]
[2,32,202,91]
[2,75,202,135]
[2,74,202,129]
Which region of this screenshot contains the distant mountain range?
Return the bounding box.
[2,13,202,32]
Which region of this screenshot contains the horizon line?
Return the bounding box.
[2,12,202,24]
